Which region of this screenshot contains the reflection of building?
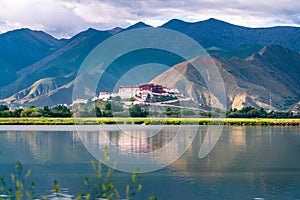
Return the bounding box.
[80,129,179,153]
[79,127,195,158]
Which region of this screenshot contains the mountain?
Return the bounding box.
[3,72,75,106]
[291,101,300,112]
[151,45,300,110]
[161,18,300,52]
[218,43,263,59]
[0,19,300,108]
[0,28,112,101]
[0,28,66,87]
[122,22,151,31]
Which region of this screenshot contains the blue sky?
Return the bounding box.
[0,0,299,38]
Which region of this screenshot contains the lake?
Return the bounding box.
[0,125,300,199]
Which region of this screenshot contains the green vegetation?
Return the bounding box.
[1,103,300,125]
[0,161,35,200]
[226,106,299,118]
[75,100,206,118]
[0,105,22,118]
[75,100,150,118]
[73,101,124,118]
[41,105,72,117]
[0,105,71,118]
[0,117,299,126]
[129,104,148,117]
[0,161,156,200]
[0,118,75,125]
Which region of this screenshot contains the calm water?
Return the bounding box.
[0,125,300,199]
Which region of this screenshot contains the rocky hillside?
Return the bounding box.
[152,45,300,110]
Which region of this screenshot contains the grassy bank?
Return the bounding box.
[0,117,299,126]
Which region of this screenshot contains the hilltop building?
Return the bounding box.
[118,85,140,99]
[72,98,88,105]
[98,83,182,102]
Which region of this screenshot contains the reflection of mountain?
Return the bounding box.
[0,130,96,194]
[0,131,88,164]
[167,126,300,194]
[168,126,246,175]
[1,126,300,198]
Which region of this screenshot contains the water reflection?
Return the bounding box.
[162,126,300,199]
[79,126,184,153]
[0,126,300,199]
[78,125,198,173]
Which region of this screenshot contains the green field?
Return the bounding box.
[0,117,299,126]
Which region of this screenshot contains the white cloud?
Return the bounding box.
[0,0,299,38]
[0,0,87,37]
[64,1,135,24]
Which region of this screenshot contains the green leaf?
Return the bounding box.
[25,169,32,179]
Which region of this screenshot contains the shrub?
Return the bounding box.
[0,161,155,200]
[20,107,42,117]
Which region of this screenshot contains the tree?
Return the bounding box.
[0,104,9,112]
[105,102,112,111]
[49,105,72,117]
[165,107,180,117]
[0,110,12,117]
[103,102,123,117]
[95,106,102,117]
[129,104,148,117]
[12,109,23,117]
[103,102,113,117]
[166,107,172,116]
[42,106,51,117]
[20,107,42,117]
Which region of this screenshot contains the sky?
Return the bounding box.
[0,0,299,38]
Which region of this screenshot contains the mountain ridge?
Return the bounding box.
[0,18,299,109]
[0,28,66,87]
[152,45,300,110]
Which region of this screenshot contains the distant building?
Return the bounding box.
[98,92,111,101]
[72,98,88,105]
[117,84,164,99]
[163,87,180,94]
[118,85,140,99]
[97,83,183,102]
[98,92,118,101]
[139,83,163,94]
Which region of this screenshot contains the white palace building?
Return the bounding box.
[98,83,181,101]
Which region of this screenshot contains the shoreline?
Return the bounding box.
[0,117,299,126]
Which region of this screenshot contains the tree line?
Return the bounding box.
[226,106,300,118]
[75,102,149,118]
[0,105,72,118]
[1,103,299,118]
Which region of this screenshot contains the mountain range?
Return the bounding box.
[0,18,299,110]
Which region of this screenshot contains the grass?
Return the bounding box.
[0,161,154,200]
[0,117,299,126]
